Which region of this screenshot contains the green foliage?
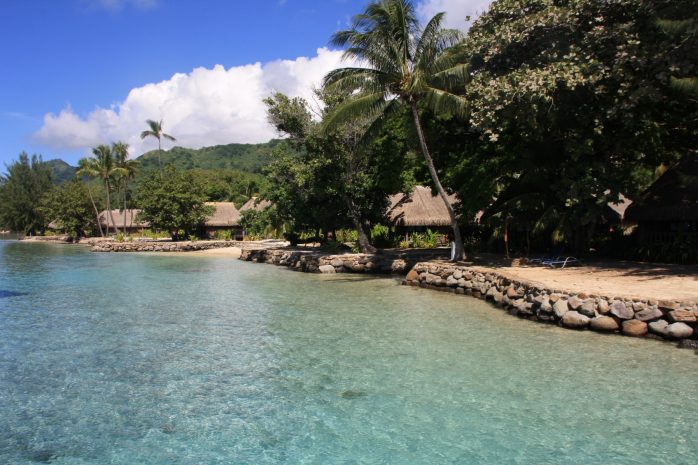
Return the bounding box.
[45,159,77,184]
[409,229,443,248]
[135,168,214,240]
[39,180,95,238]
[214,229,233,241]
[0,152,53,234]
[370,224,398,248]
[239,206,282,239]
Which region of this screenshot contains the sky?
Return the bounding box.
[0,0,491,167]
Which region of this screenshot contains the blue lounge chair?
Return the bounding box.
[541,256,580,268]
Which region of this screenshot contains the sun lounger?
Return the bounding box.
[541,256,580,268]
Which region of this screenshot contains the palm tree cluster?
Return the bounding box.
[323,0,469,259]
[77,119,175,236]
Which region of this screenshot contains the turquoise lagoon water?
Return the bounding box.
[0,241,696,465]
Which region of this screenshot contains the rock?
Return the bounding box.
[632,302,646,312]
[424,273,439,284]
[405,269,419,282]
[446,275,458,287]
[668,310,696,323]
[453,270,463,280]
[622,319,648,337]
[610,301,634,320]
[330,258,344,267]
[486,286,498,298]
[318,265,336,274]
[506,287,519,299]
[666,322,694,339]
[549,293,562,304]
[579,300,597,318]
[568,296,583,311]
[648,319,670,337]
[590,316,619,332]
[457,278,467,287]
[677,339,698,350]
[634,307,663,322]
[562,311,590,329]
[533,294,546,306]
[658,300,679,312]
[539,298,553,314]
[492,291,504,304]
[596,299,610,314]
[577,292,589,300]
[553,299,569,319]
[463,280,473,289]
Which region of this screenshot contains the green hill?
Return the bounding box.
[138,140,281,174]
[46,159,77,184]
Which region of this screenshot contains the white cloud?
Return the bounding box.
[34,48,345,156]
[417,0,491,30]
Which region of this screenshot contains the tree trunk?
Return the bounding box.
[410,103,465,261]
[122,181,128,234]
[157,138,163,175]
[504,213,510,259]
[105,180,117,236]
[87,184,104,237]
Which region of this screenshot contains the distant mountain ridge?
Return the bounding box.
[46,140,281,183]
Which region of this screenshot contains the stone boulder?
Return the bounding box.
[648,319,670,337]
[666,322,694,339]
[553,299,569,319]
[668,310,697,323]
[567,296,584,311]
[634,307,663,322]
[405,269,419,282]
[578,300,597,318]
[562,311,590,329]
[590,316,619,332]
[610,301,634,320]
[622,319,648,337]
[318,265,336,274]
[596,299,610,314]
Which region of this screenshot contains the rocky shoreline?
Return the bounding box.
[89,239,249,253]
[405,262,697,345]
[238,247,697,347]
[238,247,447,274]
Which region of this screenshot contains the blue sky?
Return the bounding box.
[0,0,487,168]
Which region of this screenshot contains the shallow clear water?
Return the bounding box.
[0,242,696,465]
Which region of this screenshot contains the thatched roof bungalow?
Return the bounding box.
[387,186,458,234]
[240,197,272,212]
[203,202,243,239]
[624,151,698,242]
[99,209,149,233]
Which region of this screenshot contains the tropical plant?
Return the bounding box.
[140,119,176,174]
[77,145,125,235]
[112,141,139,233]
[76,158,105,237]
[0,152,52,235]
[323,0,468,260]
[135,167,214,240]
[40,180,95,238]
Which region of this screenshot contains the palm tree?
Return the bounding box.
[140,119,176,174]
[76,158,105,238]
[112,141,139,233]
[78,145,125,235]
[323,0,468,260]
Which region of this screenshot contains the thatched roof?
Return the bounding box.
[625,152,698,222]
[387,185,458,227]
[99,209,149,228]
[240,197,272,212]
[204,202,240,227]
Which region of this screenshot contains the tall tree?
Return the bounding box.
[323,0,468,260]
[112,141,139,232]
[77,145,125,235]
[40,180,95,238]
[0,152,52,235]
[77,158,105,237]
[140,119,176,174]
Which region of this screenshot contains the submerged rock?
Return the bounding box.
[340,390,366,399]
[318,265,336,274]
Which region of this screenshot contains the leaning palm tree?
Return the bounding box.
[112,141,139,233]
[323,0,468,260]
[78,145,125,235]
[140,119,176,174]
[76,158,105,237]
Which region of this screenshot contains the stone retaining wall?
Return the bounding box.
[405,262,698,343]
[91,240,247,253]
[239,248,443,274]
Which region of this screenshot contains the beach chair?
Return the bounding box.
[541,256,580,268]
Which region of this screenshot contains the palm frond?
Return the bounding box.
[321,92,389,133]
[421,87,468,117]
